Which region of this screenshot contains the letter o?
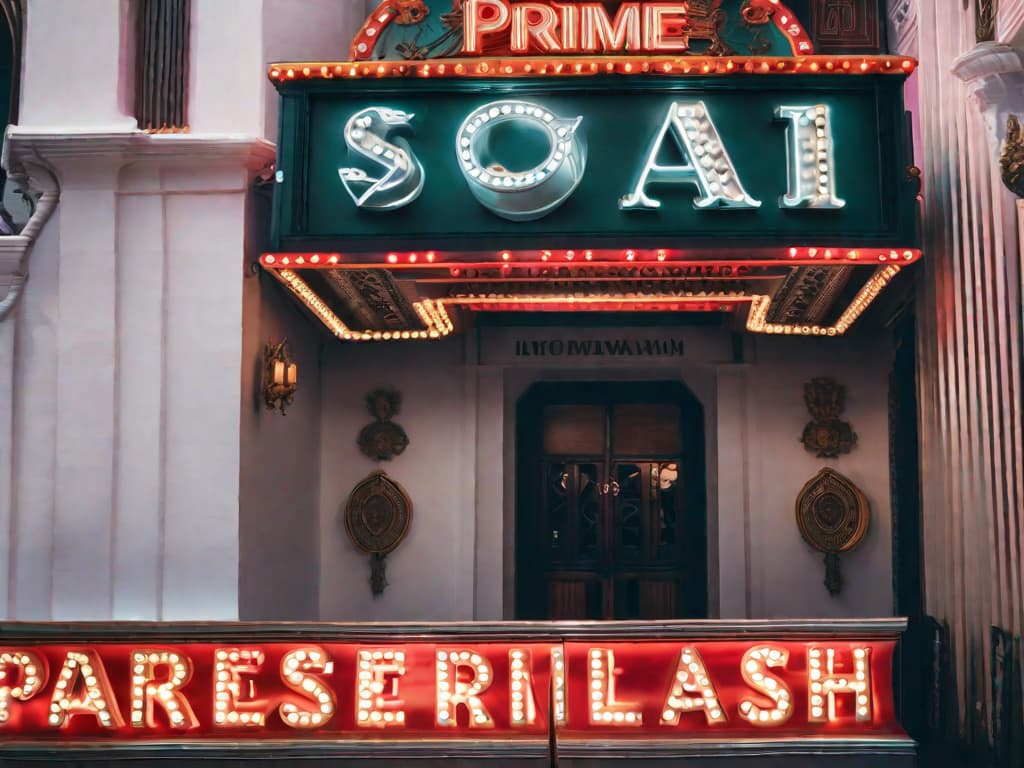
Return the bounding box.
[455,100,586,221]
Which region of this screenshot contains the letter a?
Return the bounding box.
[620,101,760,211]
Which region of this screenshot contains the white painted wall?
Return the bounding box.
[20,0,135,130]
[238,192,323,621]
[317,327,895,621]
[318,338,476,620]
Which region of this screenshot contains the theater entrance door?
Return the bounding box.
[515,382,707,620]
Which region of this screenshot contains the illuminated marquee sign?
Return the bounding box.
[271,77,915,255]
[260,0,920,342]
[0,622,908,750]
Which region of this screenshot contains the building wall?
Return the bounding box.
[316,328,895,621]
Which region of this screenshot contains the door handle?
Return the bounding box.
[610,481,620,497]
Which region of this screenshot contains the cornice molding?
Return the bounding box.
[3,129,275,170]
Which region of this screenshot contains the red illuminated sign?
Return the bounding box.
[0,622,907,747]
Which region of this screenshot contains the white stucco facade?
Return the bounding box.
[2,4,1024,755]
[0,0,899,624]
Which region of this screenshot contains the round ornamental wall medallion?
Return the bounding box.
[343,472,413,595]
[795,468,870,596]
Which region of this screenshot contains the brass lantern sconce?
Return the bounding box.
[263,339,297,414]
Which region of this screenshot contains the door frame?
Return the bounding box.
[514,380,708,619]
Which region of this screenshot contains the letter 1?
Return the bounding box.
[0,651,46,725]
[620,101,761,211]
[130,649,199,729]
[775,105,845,209]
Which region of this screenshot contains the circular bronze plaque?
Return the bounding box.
[795,467,870,553]
[344,472,412,555]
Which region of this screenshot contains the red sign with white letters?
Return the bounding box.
[0,627,904,744]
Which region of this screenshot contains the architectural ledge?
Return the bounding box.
[3,128,275,170]
[952,41,1024,84]
[952,42,1024,118]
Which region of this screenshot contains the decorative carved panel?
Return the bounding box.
[811,0,880,52]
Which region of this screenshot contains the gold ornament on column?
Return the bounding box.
[1000,115,1024,198]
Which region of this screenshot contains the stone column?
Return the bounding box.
[910,0,1024,747]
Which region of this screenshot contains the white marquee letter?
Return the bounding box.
[588,649,642,725]
[456,100,586,221]
[620,101,760,211]
[776,105,845,209]
[808,647,872,722]
[339,107,424,211]
[436,649,495,727]
[280,647,336,729]
[49,651,124,729]
[357,649,405,727]
[659,646,726,725]
[0,651,46,725]
[130,650,199,730]
[738,646,793,726]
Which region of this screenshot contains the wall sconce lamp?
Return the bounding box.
[263,339,297,414]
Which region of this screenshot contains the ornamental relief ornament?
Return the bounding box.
[1001,115,1024,198]
[800,377,857,458]
[343,471,413,596]
[795,467,871,596]
[357,389,410,461]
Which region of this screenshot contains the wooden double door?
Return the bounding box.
[516,382,707,620]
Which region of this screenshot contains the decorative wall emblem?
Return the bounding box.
[343,471,413,595]
[795,468,870,595]
[357,389,409,460]
[801,377,857,458]
[1000,115,1024,198]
